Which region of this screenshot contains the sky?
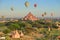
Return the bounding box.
[0,0,60,18]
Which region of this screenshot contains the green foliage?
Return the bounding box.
[0,23,5,27]
[0,19,59,40]
[26,20,33,24]
[35,38,41,40]
[3,29,11,34]
[7,23,20,30]
[5,36,11,40]
[11,38,20,40]
[52,24,58,28]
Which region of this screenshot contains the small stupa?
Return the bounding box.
[11,30,20,38]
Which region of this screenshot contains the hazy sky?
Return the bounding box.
[0,0,60,18]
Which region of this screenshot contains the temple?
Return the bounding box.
[23,12,38,21]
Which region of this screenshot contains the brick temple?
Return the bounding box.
[23,12,38,21]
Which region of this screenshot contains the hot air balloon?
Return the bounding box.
[11,7,14,11]
[25,1,29,7]
[1,16,4,18]
[44,12,47,15]
[1,16,5,21]
[42,14,44,17]
[51,13,53,16]
[34,4,37,8]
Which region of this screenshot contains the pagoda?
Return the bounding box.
[23,12,38,21]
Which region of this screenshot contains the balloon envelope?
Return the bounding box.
[51,13,53,16]
[1,16,4,19]
[25,1,29,7]
[11,7,13,11]
[34,4,37,7]
[44,12,46,15]
[42,14,44,17]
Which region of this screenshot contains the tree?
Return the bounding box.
[7,23,20,30]
[32,22,42,28]
[3,29,11,34]
[0,23,5,27]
